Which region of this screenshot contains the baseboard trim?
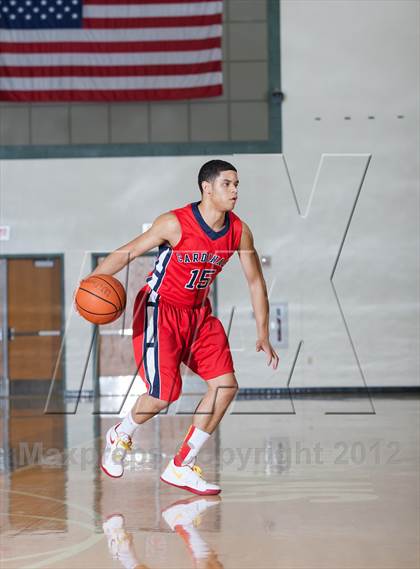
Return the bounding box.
[236,386,420,399]
[61,386,420,400]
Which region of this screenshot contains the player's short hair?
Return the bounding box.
[198,160,237,193]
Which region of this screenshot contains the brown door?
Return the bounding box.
[6,257,63,383]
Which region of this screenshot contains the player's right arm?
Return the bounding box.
[88,212,181,278]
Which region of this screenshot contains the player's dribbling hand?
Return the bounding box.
[73,280,82,314]
[256,337,279,369]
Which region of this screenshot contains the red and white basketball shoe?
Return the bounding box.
[162,495,221,531]
[102,514,140,569]
[160,459,221,495]
[100,423,133,478]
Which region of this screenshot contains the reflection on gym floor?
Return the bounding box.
[103,496,223,569]
[0,396,419,568]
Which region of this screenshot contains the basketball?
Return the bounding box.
[75,274,126,325]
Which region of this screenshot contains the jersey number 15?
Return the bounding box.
[185,269,216,290]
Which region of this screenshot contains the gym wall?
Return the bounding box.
[0,0,418,391]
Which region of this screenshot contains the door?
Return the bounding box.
[0,256,64,395]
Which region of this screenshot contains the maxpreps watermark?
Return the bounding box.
[1,438,402,472]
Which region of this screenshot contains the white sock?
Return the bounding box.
[175,425,211,466]
[116,410,138,437]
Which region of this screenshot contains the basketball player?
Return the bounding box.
[87,160,279,495]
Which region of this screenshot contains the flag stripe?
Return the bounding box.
[0,25,222,42]
[83,14,222,28]
[0,37,221,54]
[0,72,222,90]
[0,61,221,77]
[0,48,222,66]
[84,0,218,5]
[84,2,222,17]
[0,85,222,102]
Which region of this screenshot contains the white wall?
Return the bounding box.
[280,0,419,388]
[0,0,418,390]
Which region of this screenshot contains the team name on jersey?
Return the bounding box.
[176,252,227,267]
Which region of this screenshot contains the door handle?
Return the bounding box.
[7,329,61,340]
[38,330,61,337]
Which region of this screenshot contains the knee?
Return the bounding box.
[149,397,169,413]
[209,379,239,401]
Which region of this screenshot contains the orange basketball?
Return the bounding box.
[75,274,126,325]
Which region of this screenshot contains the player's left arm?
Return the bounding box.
[237,221,279,369]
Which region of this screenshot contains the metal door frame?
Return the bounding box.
[0,253,66,397]
[0,258,8,397]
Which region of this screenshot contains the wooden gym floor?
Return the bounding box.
[0,394,419,569]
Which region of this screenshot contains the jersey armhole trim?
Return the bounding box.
[235,217,244,251]
[170,209,184,250]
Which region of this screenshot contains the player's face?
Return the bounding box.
[209,170,239,211]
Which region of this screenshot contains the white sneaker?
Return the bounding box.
[102,514,139,569]
[162,495,221,530]
[100,422,133,478]
[162,497,221,562]
[160,459,221,496]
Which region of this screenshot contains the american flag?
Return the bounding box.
[0,0,223,101]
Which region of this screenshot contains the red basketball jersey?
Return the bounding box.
[145,201,243,307]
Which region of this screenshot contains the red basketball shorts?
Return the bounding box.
[132,284,235,402]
